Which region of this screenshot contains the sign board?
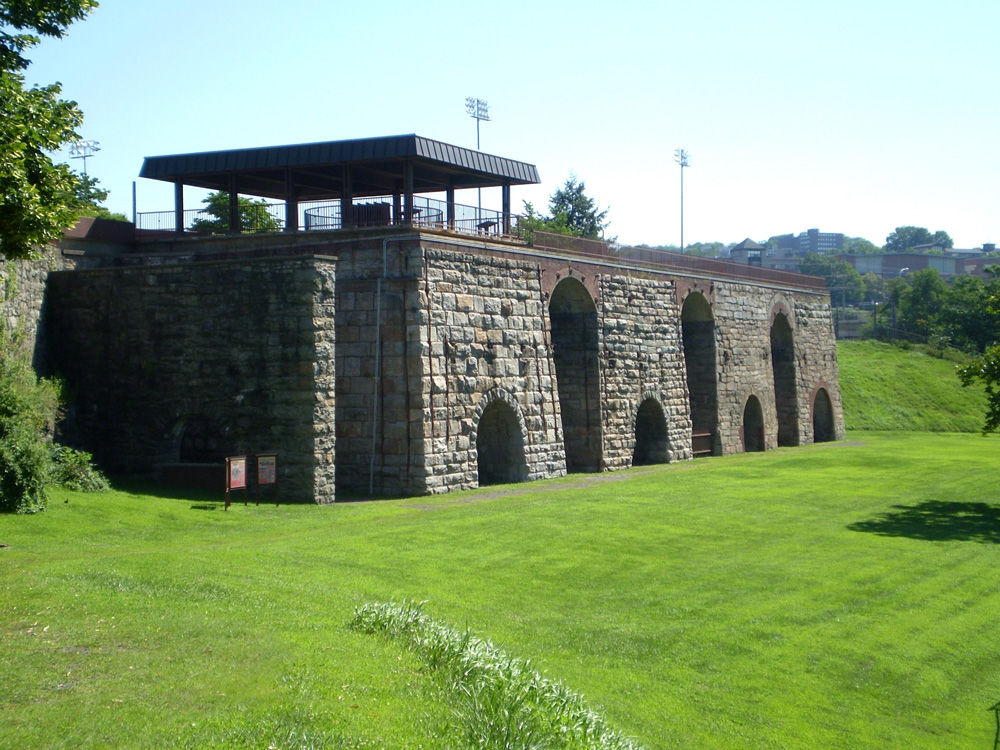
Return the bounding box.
[257,454,276,485]
[227,456,247,490]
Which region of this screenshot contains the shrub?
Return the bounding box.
[0,347,60,513]
[50,445,109,492]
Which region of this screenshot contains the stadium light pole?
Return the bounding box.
[70,139,101,176]
[674,148,690,252]
[466,97,490,221]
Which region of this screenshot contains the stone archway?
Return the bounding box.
[632,397,669,466]
[549,277,602,472]
[813,387,835,443]
[770,311,799,446]
[474,392,528,486]
[681,292,718,456]
[742,395,765,452]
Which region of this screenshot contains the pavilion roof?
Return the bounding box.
[139,134,540,200]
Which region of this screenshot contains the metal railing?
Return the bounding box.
[137,195,505,237]
[303,195,500,234]
[136,202,286,234]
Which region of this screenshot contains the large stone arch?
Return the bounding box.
[681,291,718,456]
[812,386,835,443]
[741,394,765,452]
[769,305,799,447]
[472,388,529,486]
[632,394,669,466]
[549,277,602,472]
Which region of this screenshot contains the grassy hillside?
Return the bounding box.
[3,432,999,748]
[837,340,987,432]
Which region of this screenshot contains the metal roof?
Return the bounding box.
[139,134,540,200]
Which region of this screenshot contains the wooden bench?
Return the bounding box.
[691,431,714,457]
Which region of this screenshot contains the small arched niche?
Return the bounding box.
[742,395,765,452]
[632,398,669,466]
[476,399,528,487]
[813,388,835,443]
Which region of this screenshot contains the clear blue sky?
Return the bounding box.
[23,0,1000,249]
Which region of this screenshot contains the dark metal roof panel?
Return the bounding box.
[140,134,539,190]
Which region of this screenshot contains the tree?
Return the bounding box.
[843,236,881,255]
[937,275,1000,354]
[548,175,609,239]
[519,175,609,242]
[0,0,97,259]
[861,272,885,304]
[799,253,864,306]
[884,226,953,253]
[189,190,282,234]
[958,286,1000,433]
[74,174,128,222]
[896,267,948,339]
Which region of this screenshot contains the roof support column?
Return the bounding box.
[502,184,511,235]
[446,182,455,231]
[174,181,184,235]
[392,190,401,226]
[403,161,414,225]
[227,175,241,235]
[342,165,354,228]
[284,168,298,232]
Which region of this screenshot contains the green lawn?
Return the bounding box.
[3,432,999,748]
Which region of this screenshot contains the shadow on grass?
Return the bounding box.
[848,500,1000,544]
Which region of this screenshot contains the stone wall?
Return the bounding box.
[332,236,427,497]
[712,282,844,453]
[599,273,692,469]
[8,226,845,503]
[419,243,566,493]
[44,255,337,503]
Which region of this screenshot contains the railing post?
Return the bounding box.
[284,168,298,232]
[502,184,511,235]
[173,181,184,235]
[446,184,455,230]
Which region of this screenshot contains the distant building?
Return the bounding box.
[838,253,957,278]
[771,229,845,256]
[729,238,764,266]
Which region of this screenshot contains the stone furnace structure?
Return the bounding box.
[8,135,845,504]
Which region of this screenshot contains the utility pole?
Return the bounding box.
[674,148,689,252]
[465,97,490,221]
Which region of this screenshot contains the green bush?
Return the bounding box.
[0,348,60,513]
[49,445,109,492]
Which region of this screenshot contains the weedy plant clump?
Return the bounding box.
[351,600,643,750]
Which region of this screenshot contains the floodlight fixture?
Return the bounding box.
[465,97,491,219]
[70,139,101,176]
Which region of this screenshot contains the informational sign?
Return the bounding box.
[257,454,276,485]
[227,456,247,490]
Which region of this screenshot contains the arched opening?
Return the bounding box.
[813,388,835,443]
[476,399,528,486]
[681,292,718,456]
[549,278,602,473]
[633,398,669,466]
[770,312,799,446]
[742,395,765,452]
